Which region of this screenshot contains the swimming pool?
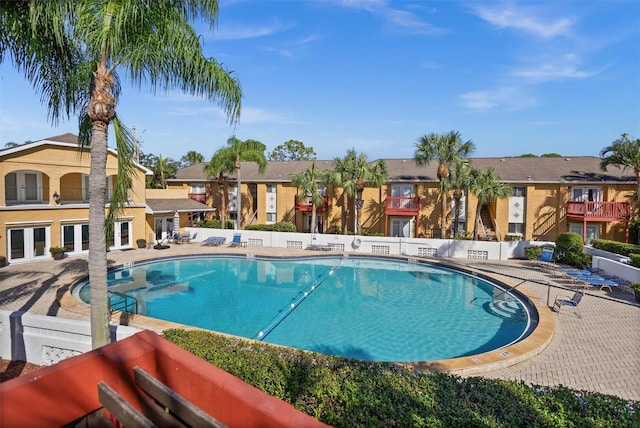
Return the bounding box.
[73,255,534,362]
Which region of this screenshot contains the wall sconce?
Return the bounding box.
[53,191,60,204]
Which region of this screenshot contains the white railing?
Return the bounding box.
[188,227,546,261]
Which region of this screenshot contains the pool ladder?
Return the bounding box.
[255,258,343,341]
[108,290,138,314]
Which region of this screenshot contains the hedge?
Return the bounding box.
[163,329,640,427]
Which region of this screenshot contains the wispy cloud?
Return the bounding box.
[471,3,575,39]
[328,0,444,35]
[214,18,295,40]
[460,86,537,111]
[511,53,600,82]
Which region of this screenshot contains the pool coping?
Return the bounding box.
[59,253,555,376]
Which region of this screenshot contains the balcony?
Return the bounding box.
[294,195,329,212]
[5,186,51,205]
[566,201,631,222]
[188,192,206,203]
[384,196,421,216]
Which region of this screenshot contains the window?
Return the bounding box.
[508,223,524,235]
[512,186,526,197]
[571,187,601,202]
[266,184,276,193]
[391,185,413,197]
[266,184,277,224]
[266,213,277,223]
[5,171,43,202]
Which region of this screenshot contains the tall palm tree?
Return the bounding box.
[149,154,177,189]
[290,161,328,234]
[352,154,388,235]
[414,131,474,239]
[1,1,241,348]
[450,159,472,237]
[600,133,640,215]
[469,167,512,241]
[325,150,358,234]
[180,150,205,168]
[206,137,266,229]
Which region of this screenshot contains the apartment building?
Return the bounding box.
[169,156,635,243]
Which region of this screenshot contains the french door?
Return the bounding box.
[7,226,49,263]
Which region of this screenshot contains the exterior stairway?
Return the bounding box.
[479,206,497,241]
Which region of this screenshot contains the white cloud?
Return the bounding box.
[460,87,537,111]
[213,19,295,41]
[511,53,599,82]
[472,4,575,39]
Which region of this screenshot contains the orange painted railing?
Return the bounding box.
[566,201,631,221]
[384,196,421,216]
[294,195,329,212]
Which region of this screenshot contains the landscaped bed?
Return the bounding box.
[164,329,640,427]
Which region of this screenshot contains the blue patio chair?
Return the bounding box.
[552,290,584,318]
[201,236,226,246]
[228,233,247,248]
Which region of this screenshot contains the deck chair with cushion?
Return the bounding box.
[201,236,226,246]
[228,233,247,248]
[552,290,584,318]
[536,246,555,266]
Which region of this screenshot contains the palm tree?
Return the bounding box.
[206,137,266,229]
[149,154,177,189]
[325,150,358,234]
[180,150,205,168]
[450,159,472,237]
[1,1,241,348]
[600,133,640,215]
[352,154,388,235]
[414,131,475,239]
[290,161,328,234]
[469,167,512,241]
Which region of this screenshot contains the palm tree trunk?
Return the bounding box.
[342,191,348,234]
[218,174,225,229]
[440,191,447,239]
[311,205,317,234]
[356,188,363,235]
[87,62,115,349]
[473,200,482,241]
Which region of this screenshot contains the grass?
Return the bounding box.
[163,329,639,427]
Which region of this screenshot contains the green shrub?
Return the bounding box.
[524,246,543,260]
[630,254,640,268]
[245,221,297,232]
[163,329,640,427]
[554,232,589,267]
[590,239,640,257]
[504,234,522,241]
[196,219,234,229]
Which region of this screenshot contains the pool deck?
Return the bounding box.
[1,244,638,402]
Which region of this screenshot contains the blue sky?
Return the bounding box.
[1,0,639,162]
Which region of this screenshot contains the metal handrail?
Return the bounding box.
[108,290,138,314]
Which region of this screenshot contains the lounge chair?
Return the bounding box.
[552,290,584,318]
[228,233,247,248]
[201,236,226,246]
[536,246,555,266]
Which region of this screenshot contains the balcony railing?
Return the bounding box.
[294,195,329,212]
[566,201,631,221]
[384,196,421,216]
[188,192,206,203]
[5,187,50,205]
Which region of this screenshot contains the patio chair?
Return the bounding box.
[552,290,584,318]
[228,233,247,248]
[536,246,555,266]
[201,236,226,247]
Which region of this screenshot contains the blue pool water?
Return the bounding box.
[74,255,532,362]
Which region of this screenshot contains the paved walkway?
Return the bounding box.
[1,245,638,401]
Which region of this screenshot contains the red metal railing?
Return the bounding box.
[188,192,206,203]
[294,195,329,212]
[384,196,421,215]
[566,201,631,221]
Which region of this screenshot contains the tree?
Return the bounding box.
[180,150,204,168]
[290,161,328,234]
[268,139,315,161]
[206,137,266,229]
[450,159,472,237]
[1,1,241,348]
[149,154,178,189]
[600,133,640,215]
[324,149,387,235]
[469,167,512,241]
[414,131,475,239]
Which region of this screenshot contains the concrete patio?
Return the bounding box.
[1,244,638,401]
